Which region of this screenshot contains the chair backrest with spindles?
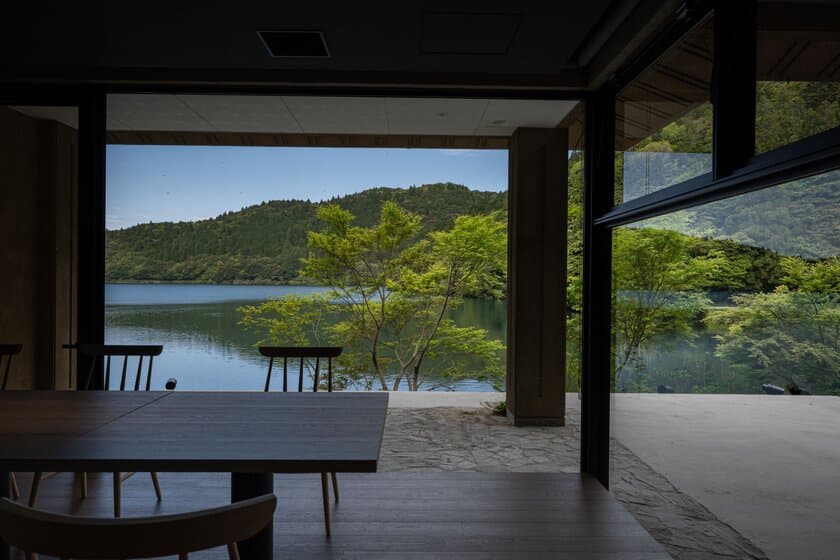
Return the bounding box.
[258,347,342,393]
[0,344,22,391]
[72,344,164,392]
[0,494,276,559]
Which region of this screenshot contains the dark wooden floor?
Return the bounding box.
[9,471,670,559]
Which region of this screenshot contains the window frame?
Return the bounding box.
[579,0,840,487]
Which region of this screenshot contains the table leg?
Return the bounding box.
[231,472,273,560]
[0,471,9,560]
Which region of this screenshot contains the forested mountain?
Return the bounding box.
[106,182,506,284]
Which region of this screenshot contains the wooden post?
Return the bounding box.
[506,127,568,426]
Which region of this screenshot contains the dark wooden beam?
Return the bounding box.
[0,66,587,96]
[585,0,687,90]
[107,130,508,150]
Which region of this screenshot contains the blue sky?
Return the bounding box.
[106,146,508,229]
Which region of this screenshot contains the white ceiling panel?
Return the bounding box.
[106,94,577,136]
[179,95,301,132]
[477,99,578,135]
[385,97,489,135]
[108,94,213,131]
[282,96,388,134]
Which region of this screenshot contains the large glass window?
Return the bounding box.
[756,4,840,154]
[614,16,714,204]
[609,170,839,559]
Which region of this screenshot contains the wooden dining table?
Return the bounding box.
[0,390,389,560]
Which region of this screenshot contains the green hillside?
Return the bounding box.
[106,182,507,284]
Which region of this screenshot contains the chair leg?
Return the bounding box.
[227,543,240,560]
[80,472,88,499]
[113,472,121,517]
[320,472,331,537]
[150,471,162,501]
[331,472,339,502]
[10,472,19,501]
[29,472,43,507]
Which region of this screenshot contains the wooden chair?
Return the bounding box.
[0,344,23,501]
[259,346,342,536]
[29,344,166,517]
[0,494,276,560]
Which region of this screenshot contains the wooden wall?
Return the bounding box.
[0,107,77,389]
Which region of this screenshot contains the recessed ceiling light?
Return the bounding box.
[257,30,330,58]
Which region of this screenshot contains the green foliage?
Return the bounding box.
[611,228,728,389]
[756,81,840,154]
[706,258,840,394]
[491,400,507,416]
[240,202,507,391]
[599,80,840,394]
[106,183,506,286]
[565,151,584,391]
[238,293,333,347]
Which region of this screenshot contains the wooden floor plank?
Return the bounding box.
[7,471,670,559]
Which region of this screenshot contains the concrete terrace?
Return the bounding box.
[382,392,840,560]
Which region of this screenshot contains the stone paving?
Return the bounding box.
[380,404,768,560]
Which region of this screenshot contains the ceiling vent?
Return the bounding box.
[257,30,330,58]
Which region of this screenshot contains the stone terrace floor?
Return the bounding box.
[380,392,820,560]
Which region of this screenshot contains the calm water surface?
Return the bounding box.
[105,284,504,391]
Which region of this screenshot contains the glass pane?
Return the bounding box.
[563,102,584,396]
[610,170,839,558]
[756,4,840,154]
[615,16,714,204]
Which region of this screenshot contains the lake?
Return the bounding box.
[105,283,505,391]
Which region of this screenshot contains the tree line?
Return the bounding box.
[106,183,505,285]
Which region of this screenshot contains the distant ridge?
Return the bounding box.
[106,182,507,284]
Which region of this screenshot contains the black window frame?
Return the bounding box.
[579,0,840,487]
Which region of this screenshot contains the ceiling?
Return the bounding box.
[1,1,627,89]
[5,2,832,92]
[106,94,578,136]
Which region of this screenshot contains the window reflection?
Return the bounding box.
[615,16,714,204]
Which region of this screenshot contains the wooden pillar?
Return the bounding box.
[506,127,568,426]
[0,108,78,390]
[36,120,79,390]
